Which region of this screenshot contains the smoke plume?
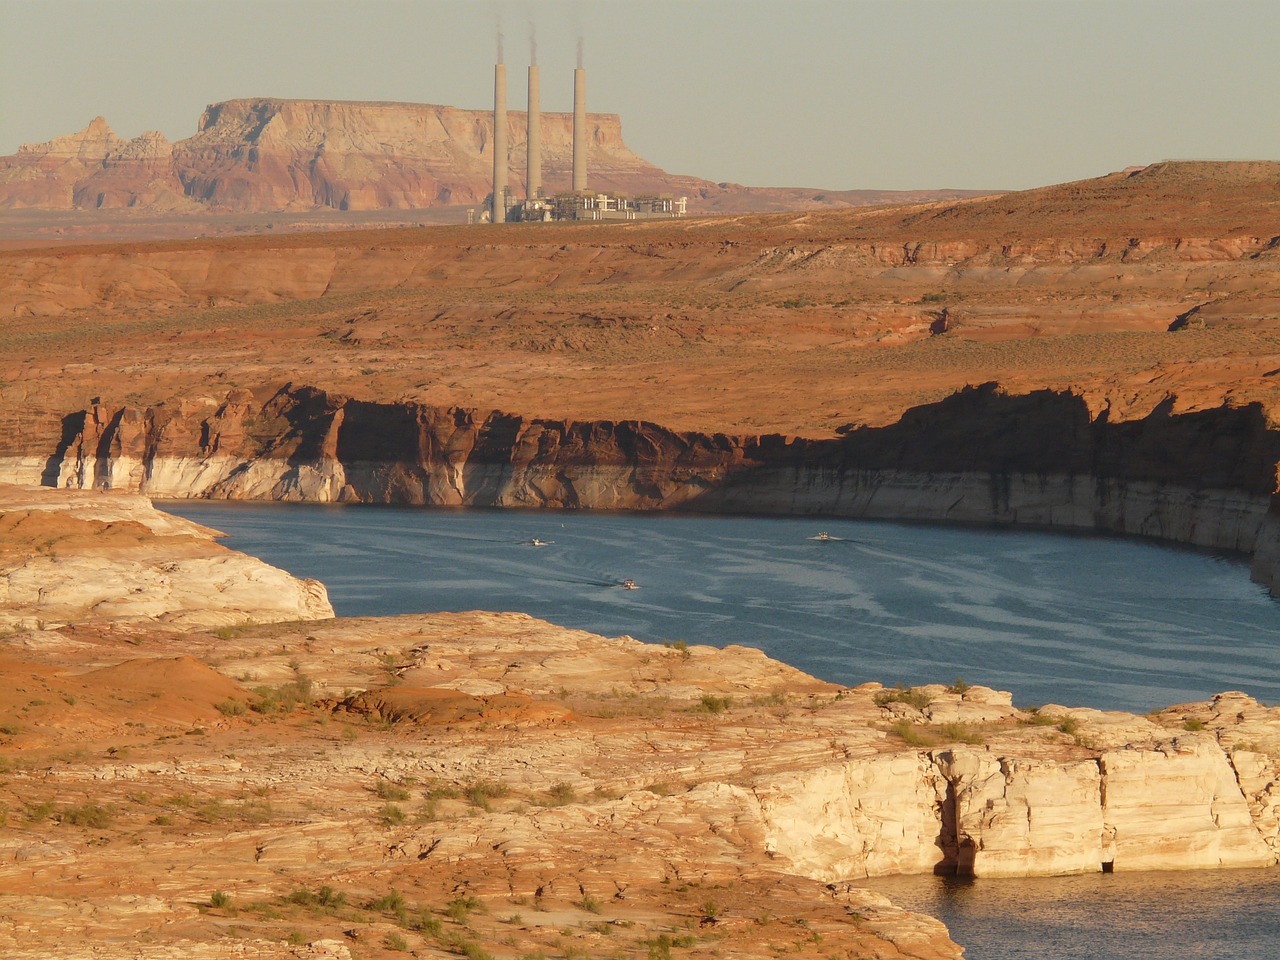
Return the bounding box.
[577,37,583,69]
[529,22,536,66]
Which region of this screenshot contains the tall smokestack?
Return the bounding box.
[492,62,508,223]
[527,64,541,200]
[571,66,586,194]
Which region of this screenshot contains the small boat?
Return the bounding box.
[812,531,833,541]
[528,538,554,547]
[621,578,638,590]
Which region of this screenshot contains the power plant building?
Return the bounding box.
[485,59,686,224]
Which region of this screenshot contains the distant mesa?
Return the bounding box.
[0,99,990,216]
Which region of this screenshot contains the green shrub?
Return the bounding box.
[465,780,509,811]
[374,779,411,801]
[890,719,933,747]
[59,803,114,828]
[215,699,247,717]
[445,895,482,921]
[1183,718,1206,732]
[874,686,932,710]
[697,694,732,714]
[250,675,314,714]
[544,781,576,806]
[24,800,57,822]
[379,803,406,826]
[383,932,408,952]
[209,890,232,909]
[1057,717,1080,736]
[939,723,985,745]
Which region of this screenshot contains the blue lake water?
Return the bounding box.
[865,869,1280,960]
[161,502,1280,958]
[163,502,1280,712]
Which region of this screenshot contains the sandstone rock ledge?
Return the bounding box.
[0,483,332,631]
[0,489,1277,959]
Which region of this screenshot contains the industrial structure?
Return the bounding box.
[483,56,686,224]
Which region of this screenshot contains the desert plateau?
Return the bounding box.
[3,82,1280,958]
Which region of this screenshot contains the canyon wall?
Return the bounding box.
[2,382,1279,590]
[755,730,1279,880]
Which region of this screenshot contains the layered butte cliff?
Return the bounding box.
[0,100,988,218]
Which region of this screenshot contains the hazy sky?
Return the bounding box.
[3,0,1277,191]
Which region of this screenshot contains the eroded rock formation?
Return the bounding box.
[4,382,1278,590]
[0,483,332,630]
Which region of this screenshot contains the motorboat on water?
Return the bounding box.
[528,538,554,547]
[621,578,638,590]
[812,531,833,541]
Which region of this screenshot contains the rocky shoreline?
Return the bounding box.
[0,483,1277,958]
[4,381,1280,595]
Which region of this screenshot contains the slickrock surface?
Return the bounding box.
[0,483,332,630]
[1,488,1278,958]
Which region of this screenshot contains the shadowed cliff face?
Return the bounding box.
[17,381,1280,499]
[5,383,1278,571]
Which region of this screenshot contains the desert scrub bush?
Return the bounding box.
[250,674,313,714]
[939,723,985,746]
[696,694,732,714]
[422,779,461,801]
[382,931,409,952]
[644,934,695,959]
[215,698,247,717]
[579,894,602,914]
[874,685,932,710]
[366,889,408,923]
[1183,718,1206,731]
[889,720,934,747]
[24,799,57,822]
[948,677,971,694]
[543,781,576,806]
[1021,710,1057,726]
[283,886,346,913]
[209,890,232,909]
[465,780,509,811]
[446,937,493,960]
[1057,717,1080,736]
[58,803,115,828]
[378,803,406,826]
[443,896,485,925]
[374,778,411,801]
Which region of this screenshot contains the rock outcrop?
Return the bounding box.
[0,483,333,629]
